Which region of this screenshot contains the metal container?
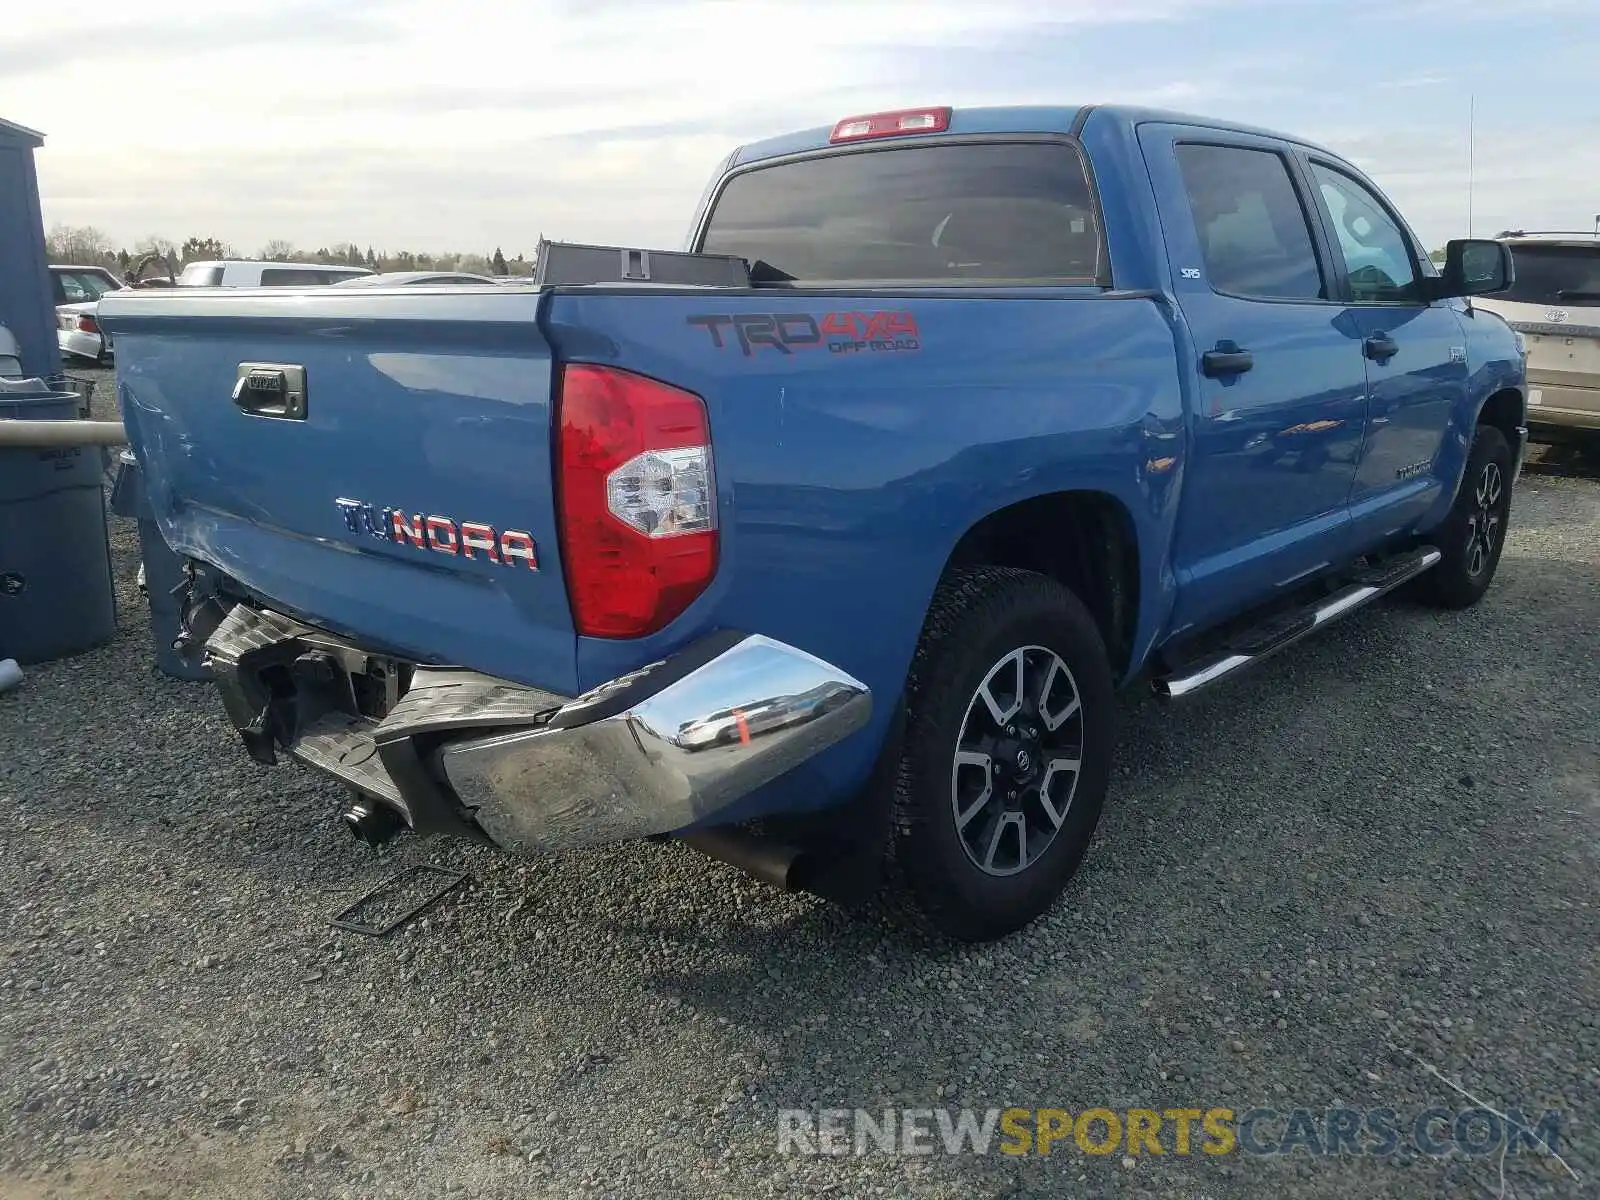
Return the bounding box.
[109,449,210,681]
[0,384,117,664]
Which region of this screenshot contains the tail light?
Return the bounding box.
[830,107,951,143]
[556,363,717,638]
[76,313,100,334]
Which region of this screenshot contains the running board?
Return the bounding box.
[1153,545,1442,700]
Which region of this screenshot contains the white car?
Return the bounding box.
[176,260,374,287]
[50,264,126,363]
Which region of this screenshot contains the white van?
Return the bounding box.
[176,261,374,288]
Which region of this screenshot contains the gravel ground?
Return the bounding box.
[1,366,1595,1199]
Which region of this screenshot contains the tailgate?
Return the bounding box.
[98,286,578,693]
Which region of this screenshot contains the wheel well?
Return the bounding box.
[1478,388,1523,442]
[943,492,1140,676]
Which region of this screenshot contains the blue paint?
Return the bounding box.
[0,386,117,664]
[99,104,1525,829]
[0,118,62,381]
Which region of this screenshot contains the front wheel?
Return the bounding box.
[1417,424,1514,609]
[885,567,1116,942]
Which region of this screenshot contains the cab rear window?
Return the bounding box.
[699,141,1104,285]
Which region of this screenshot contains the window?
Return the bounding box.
[260,268,362,286]
[54,272,120,302]
[177,264,224,287]
[1499,242,1600,307]
[1309,163,1421,304]
[699,141,1103,284]
[1174,144,1326,301]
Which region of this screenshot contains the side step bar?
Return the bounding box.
[1154,545,1442,700]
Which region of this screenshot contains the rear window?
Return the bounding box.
[1501,243,1600,307]
[177,264,224,287]
[699,141,1103,284]
[259,268,364,286]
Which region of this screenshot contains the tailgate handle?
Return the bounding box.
[233,363,307,420]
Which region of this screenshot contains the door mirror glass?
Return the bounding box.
[1438,239,1513,298]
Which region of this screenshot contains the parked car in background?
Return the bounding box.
[49,264,127,363]
[176,261,374,288]
[331,271,501,287]
[1474,229,1600,450]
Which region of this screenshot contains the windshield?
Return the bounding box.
[1500,243,1600,306]
[699,141,1103,284]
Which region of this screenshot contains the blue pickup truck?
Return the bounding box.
[99,104,1527,942]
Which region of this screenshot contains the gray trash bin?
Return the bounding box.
[109,450,211,681]
[0,381,118,665]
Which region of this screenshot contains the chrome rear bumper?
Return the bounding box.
[202,604,872,851]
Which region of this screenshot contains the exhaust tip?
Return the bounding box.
[342,798,404,847]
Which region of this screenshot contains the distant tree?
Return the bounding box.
[180,236,231,264]
[134,235,176,261]
[365,246,378,269]
[259,239,296,261]
[45,223,117,265]
[491,246,508,275]
[116,249,131,271]
[1428,247,1446,265]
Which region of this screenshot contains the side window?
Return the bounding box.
[260,268,348,286]
[1308,163,1421,304]
[1174,144,1326,301]
[59,274,90,302]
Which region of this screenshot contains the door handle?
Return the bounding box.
[1201,341,1254,378]
[232,363,308,419]
[1364,333,1399,362]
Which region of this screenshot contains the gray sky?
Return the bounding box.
[4,0,1597,257]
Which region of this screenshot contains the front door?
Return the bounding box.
[1139,126,1370,636]
[1303,158,1466,539]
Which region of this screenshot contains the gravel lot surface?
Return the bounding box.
[1,366,1595,1199]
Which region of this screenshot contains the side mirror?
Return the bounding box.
[1430,238,1514,299]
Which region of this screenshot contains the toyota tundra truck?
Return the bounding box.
[98,104,1527,942]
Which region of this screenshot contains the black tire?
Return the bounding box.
[1417,424,1514,609]
[884,566,1116,942]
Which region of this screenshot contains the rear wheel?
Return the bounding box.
[884,567,1115,942]
[1417,424,1513,609]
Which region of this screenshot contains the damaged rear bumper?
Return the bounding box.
[203,603,872,852]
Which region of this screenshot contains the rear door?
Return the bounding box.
[1301,156,1466,535]
[1139,125,1369,633]
[102,286,579,693]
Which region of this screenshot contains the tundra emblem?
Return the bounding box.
[334,498,538,570]
[1545,308,1569,324]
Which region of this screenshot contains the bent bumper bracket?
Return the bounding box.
[203,605,873,854]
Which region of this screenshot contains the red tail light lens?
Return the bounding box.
[76,313,99,334]
[556,364,717,638]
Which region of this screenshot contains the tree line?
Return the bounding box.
[45,225,537,280]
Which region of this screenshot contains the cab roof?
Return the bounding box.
[729,103,1343,167]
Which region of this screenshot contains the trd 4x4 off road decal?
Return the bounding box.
[687,311,921,357]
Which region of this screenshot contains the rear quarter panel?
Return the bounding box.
[545,288,1186,821]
